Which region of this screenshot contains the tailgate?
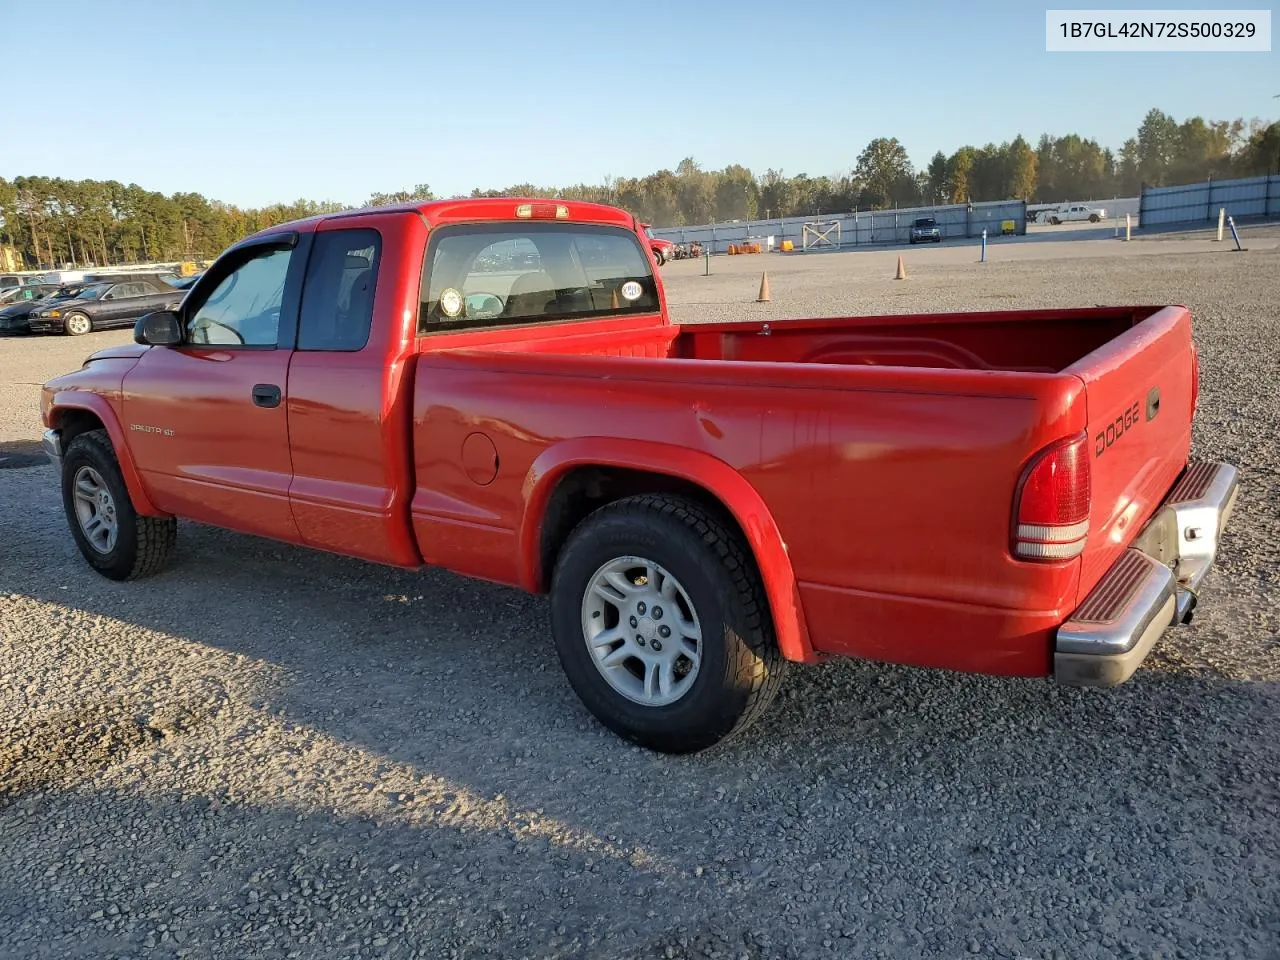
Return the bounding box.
[1064,306,1196,599]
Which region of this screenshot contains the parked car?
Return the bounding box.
[0,283,66,334]
[908,217,942,243]
[81,271,184,287]
[27,276,185,336]
[167,272,204,289]
[1,284,47,305]
[34,270,88,285]
[39,197,1238,754]
[0,273,46,291]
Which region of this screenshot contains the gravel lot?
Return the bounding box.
[2,228,1278,959]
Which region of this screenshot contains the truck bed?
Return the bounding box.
[487,305,1159,373]
[416,304,1194,677]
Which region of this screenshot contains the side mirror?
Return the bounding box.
[135,310,183,346]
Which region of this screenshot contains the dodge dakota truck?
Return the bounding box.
[40,197,1239,753]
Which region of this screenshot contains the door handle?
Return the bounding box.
[252,384,281,408]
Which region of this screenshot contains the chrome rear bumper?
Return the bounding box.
[1054,460,1239,687]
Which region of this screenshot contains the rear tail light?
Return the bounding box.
[1012,432,1091,561]
[515,202,569,220]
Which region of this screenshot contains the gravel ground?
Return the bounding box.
[1,231,1278,959]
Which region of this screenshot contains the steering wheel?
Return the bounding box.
[192,317,245,345]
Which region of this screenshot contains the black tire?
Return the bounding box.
[549,494,788,753]
[60,429,176,581]
[63,312,92,336]
[1089,214,1100,223]
[1050,217,1061,225]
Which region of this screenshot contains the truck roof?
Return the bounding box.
[242,197,641,245]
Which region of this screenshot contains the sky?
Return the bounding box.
[2,0,1275,209]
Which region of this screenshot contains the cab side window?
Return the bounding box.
[187,247,292,347]
[297,228,381,352]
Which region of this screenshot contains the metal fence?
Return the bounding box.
[1139,175,1280,229]
[1028,196,1141,221]
[649,200,1027,253]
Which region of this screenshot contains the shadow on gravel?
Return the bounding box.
[0,439,46,469]
[5,508,1280,958]
[0,784,726,960]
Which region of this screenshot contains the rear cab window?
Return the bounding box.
[418,221,659,334]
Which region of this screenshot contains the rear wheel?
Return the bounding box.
[549,494,788,753]
[1050,217,1061,225]
[60,429,177,580]
[63,312,92,336]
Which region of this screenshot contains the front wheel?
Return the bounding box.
[60,429,177,580]
[549,494,788,753]
[63,312,92,336]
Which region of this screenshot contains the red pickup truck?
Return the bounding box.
[641,223,676,265]
[40,198,1239,753]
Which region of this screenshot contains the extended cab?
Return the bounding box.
[40,198,1239,753]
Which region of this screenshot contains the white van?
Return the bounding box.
[36,270,88,285]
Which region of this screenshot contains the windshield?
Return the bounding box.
[914,218,936,228]
[74,284,111,300]
[420,222,659,334]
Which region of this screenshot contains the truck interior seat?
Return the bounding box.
[505,271,557,317]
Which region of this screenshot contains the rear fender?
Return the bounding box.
[519,438,817,664]
[47,394,164,517]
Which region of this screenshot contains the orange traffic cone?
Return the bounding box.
[756,271,771,302]
[611,288,620,309]
[895,255,907,280]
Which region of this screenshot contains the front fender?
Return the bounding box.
[45,390,164,517]
[518,437,817,664]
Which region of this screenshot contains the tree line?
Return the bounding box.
[2,108,1276,269]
